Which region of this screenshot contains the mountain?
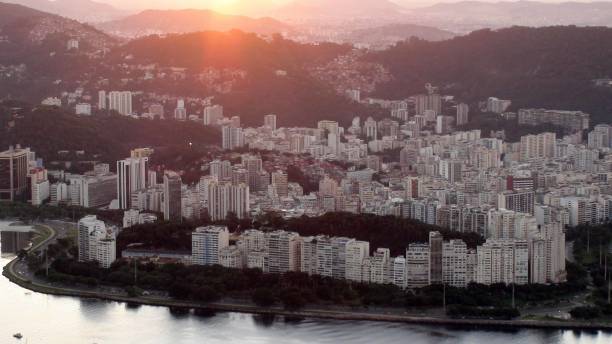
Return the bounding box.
[96,9,291,37]
[0,2,115,48]
[107,31,373,127]
[273,0,406,20]
[0,2,116,101]
[411,1,612,32]
[1,0,128,22]
[0,105,220,165]
[367,26,612,124]
[344,23,455,48]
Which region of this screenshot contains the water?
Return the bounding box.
[1,223,611,344]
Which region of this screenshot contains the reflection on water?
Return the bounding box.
[0,226,612,344]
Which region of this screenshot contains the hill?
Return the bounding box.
[97,9,291,37]
[344,23,455,47]
[273,0,406,20]
[0,2,115,48]
[367,26,612,125]
[111,30,348,71]
[411,1,612,31]
[0,2,116,101]
[0,104,220,165]
[109,31,372,127]
[1,0,128,22]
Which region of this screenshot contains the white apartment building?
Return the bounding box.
[442,240,467,287]
[192,226,230,266]
[406,243,430,288]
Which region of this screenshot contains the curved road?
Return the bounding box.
[4,222,57,284]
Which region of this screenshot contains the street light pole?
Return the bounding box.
[605,255,608,282]
[587,228,590,255]
[134,260,138,285]
[443,283,446,313]
[608,270,612,304]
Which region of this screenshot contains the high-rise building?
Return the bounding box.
[264,114,277,131]
[518,108,589,132]
[241,229,266,253]
[71,174,117,208]
[149,104,164,118]
[477,239,528,285]
[163,171,182,221]
[363,117,377,140]
[300,236,319,276]
[78,215,105,262]
[116,157,148,209]
[498,189,535,215]
[50,182,68,205]
[207,180,231,221]
[271,171,288,197]
[415,92,442,117]
[222,126,245,150]
[530,223,566,284]
[315,236,334,277]
[244,156,262,190]
[435,115,454,134]
[230,183,250,219]
[317,120,339,136]
[174,99,187,121]
[486,97,512,114]
[520,132,556,161]
[209,159,232,180]
[130,148,154,159]
[98,90,106,110]
[442,239,467,287]
[28,167,49,206]
[391,256,407,289]
[230,116,240,128]
[108,91,132,116]
[75,103,92,116]
[265,230,300,274]
[77,215,116,268]
[192,226,230,266]
[203,105,223,125]
[428,231,443,284]
[330,237,353,280]
[219,245,244,269]
[0,146,30,202]
[345,240,369,282]
[406,243,430,288]
[456,103,469,126]
[366,248,390,284]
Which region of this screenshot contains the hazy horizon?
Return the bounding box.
[95,0,612,13]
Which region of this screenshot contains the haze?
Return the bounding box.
[100,0,612,13]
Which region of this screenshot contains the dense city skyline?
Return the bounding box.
[1,0,612,341]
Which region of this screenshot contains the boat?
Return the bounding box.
[13,333,23,339]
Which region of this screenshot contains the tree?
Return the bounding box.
[252,288,276,307]
[570,306,601,320]
[281,289,306,310]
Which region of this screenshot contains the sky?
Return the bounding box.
[99,0,612,12]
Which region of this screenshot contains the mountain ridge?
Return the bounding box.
[96,9,291,37]
[411,1,612,30]
[273,0,406,20]
[1,0,128,22]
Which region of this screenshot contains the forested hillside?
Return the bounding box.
[368,26,612,124]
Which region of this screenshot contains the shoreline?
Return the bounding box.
[3,257,612,331]
[3,221,611,332]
